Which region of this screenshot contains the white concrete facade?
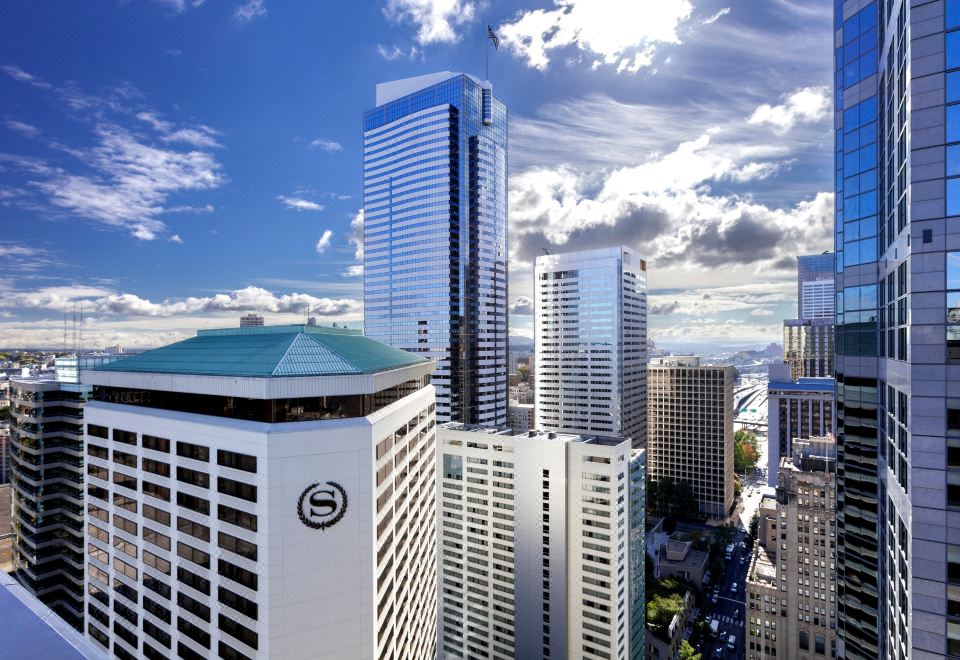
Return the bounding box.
[81,379,437,660]
[534,246,647,446]
[437,424,645,660]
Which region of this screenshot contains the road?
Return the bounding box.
[694,532,751,660]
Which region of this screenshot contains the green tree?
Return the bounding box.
[749,512,760,542]
[679,640,702,660]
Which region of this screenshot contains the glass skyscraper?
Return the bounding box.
[798,252,836,320]
[362,72,508,426]
[834,1,960,658]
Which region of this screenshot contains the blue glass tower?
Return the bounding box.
[363,72,508,426]
[834,1,960,658]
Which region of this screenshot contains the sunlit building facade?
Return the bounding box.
[834,1,960,658]
[363,71,508,427]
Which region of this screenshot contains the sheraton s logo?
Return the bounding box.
[297,482,348,530]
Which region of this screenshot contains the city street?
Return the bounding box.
[694,534,751,659]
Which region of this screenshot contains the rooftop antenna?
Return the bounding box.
[542,247,551,256]
[79,299,84,356]
[63,306,68,354]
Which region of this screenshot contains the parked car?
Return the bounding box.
[713,647,724,659]
[730,582,738,593]
[727,634,736,650]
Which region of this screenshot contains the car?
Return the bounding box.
[727,634,736,650]
[711,593,718,603]
[730,582,738,593]
[713,647,724,659]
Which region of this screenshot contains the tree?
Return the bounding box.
[679,640,702,660]
[749,512,760,542]
[734,429,761,474]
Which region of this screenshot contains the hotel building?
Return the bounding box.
[79,324,438,660]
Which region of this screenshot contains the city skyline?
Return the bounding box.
[0,0,834,350]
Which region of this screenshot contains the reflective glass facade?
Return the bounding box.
[363,73,508,425]
[835,1,960,658]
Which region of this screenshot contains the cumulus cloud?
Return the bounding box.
[309,137,342,153]
[0,284,360,318]
[315,229,333,255]
[234,0,266,22]
[650,318,783,342]
[279,195,324,212]
[499,0,693,72]
[649,300,681,315]
[383,0,476,44]
[507,128,832,277]
[647,282,794,318]
[748,86,831,134]
[510,296,534,315]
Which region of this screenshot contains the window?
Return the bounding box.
[178,466,210,488]
[143,481,171,502]
[143,619,171,648]
[949,253,960,363]
[219,559,258,590]
[219,614,258,650]
[143,434,170,452]
[113,450,136,468]
[87,484,108,502]
[88,523,109,544]
[219,504,257,532]
[113,429,137,446]
[113,471,137,491]
[144,642,167,660]
[218,450,257,473]
[143,595,171,624]
[178,591,211,621]
[88,543,108,565]
[113,557,138,580]
[88,444,108,459]
[113,514,137,535]
[178,517,211,542]
[87,424,108,439]
[144,550,171,575]
[144,503,171,526]
[177,441,209,462]
[177,566,211,595]
[87,464,108,481]
[177,491,210,515]
[218,477,257,503]
[144,574,171,600]
[219,532,258,561]
[178,617,211,649]
[113,493,137,513]
[113,536,138,559]
[143,458,170,477]
[178,541,211,569]
[219,641,253,660]
[219,587,258,620]
[113,620,137,648]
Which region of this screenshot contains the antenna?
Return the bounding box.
[79,299,84,355]
[542,247,551,256]
[63,306,67,354]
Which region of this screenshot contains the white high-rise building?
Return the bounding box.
[534,246,647,445]
[437,424,646,660]
[80,324,438,660]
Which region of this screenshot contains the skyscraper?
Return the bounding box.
[783,318,835,379]
[363,72,508,427]
[834,2,960,658]
[534,246,647,444]
[797,253,836,320]
[437,424,646,660]
[646,356,734,519]
[80,324,438,659]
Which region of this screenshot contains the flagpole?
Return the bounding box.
[485,35,489,80]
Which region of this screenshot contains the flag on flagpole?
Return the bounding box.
[487,25,499,49]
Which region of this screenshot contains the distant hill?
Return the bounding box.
[508,335,534,350]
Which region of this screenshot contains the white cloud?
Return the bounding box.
[383,0,476,45]
[309,138,342,153]
[376,44,420,60]
[748,86,832,134]
[29,124,224,240]
[648,282,794,318]
[344,208,364,276]
[702,7,731,25]
[279,195,324,212]
[315,229,333,255]
[2,64,52,89]
[751,308,775,317]
[6,120,40,138]
[169,234,184,244]
[499,0,693,72]
[162,126,222,149]
[510,296,534,315]
[650,318,783,343]
[234,0,266,22]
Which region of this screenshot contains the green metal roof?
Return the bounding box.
[96,324,429,377]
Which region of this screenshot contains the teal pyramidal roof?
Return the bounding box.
[96,325,429,378]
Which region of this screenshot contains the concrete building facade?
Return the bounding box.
[766,376,835,487]
[646,357,734,519]
[437,424,646,660]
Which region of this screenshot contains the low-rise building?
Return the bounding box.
[507,402,534,433]
[646,590,694,660]
[656,539,709,591]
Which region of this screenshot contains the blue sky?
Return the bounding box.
[0,0,834,349]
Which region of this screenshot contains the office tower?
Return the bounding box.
[534,246,648,444]
[766,365,835,486]
[646,356,734,519]
[239,314,264,327]
[437,424,646,660]
[783,318,835,380]
[80,324,437,660]
[746,437,837,660]
[8,356,118,631]
[363,71,508,427]
[507,402,534,433]
[797,253,836,320]
[833,2,960,658]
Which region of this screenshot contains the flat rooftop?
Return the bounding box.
[748,546,777,587]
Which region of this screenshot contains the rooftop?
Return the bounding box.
[748,545,778,587]
[375,71,486,106]
[94,324,429,378]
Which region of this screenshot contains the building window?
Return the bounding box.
[218,450,257,473]
[143,503,171,526]
[949,253,960,363]
[177,566,211,596]
[143,434,170,453]
[219,559,258,591]
[177,541,211,569]
[219,531,258,561]
[218,477,257,503]
[113,429,137,446]
[219,587,258,620]
[177,466,210,488]
[176,441,210,462]
[178,517,211,542]
[177,492,210,515]
[219,614,259,650]
[177,617,211,649]
[219,504,257,532]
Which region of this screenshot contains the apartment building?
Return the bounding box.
[747,437,837,660]
[646,357,734,519]
[765,367,835,487]
[79,324,438,660]
[783,319,835,380]
[437,424,646,660]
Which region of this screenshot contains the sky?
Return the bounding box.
[0,0,835,350]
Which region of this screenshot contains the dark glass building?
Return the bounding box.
[362,72,508,426]
[834,1,960,657]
